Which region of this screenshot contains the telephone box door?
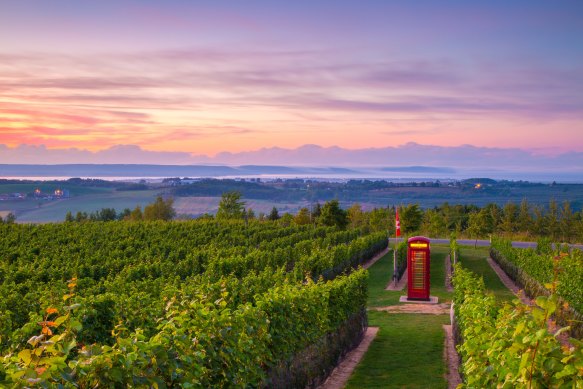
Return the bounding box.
[407,236,430,300]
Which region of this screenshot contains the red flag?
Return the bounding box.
[395,209,401,237]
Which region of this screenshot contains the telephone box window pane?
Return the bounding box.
[412,251,426,290]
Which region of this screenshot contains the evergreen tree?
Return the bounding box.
[547,199,559,241]
[311,203,322,220]
[268,207,280,221]
[500,202,518,235]
[216,191,245,220]
[318,200,348,229]
[293,207,311,225]
[399,204,423,234]
[64,211,74,222]
[559,201,575,242]
[532,205,546,236]
[517,198,532,236]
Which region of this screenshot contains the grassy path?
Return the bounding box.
[346,246,453,388]
[346,312,449,388]
[457,246,515,301]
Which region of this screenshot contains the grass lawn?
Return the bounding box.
[346,311,449,389]
[457,245,515,301]
[367,245,453,307]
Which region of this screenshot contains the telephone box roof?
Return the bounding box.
[407,236,430,243]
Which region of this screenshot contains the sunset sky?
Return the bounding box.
[1,0,583,162]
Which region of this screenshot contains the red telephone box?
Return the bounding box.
[407,236,431,301]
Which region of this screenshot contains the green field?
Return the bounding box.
[12,190,160,223]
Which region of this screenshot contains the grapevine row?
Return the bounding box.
[490,237,583,338]
[452,264,583,387]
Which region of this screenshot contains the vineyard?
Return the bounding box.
[0,221,386,387]
[2,217,582,387]
[490,238,583,338]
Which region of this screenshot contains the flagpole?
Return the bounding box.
[393,209,400,286]
[393,236,397,286]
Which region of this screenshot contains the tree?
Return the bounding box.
[532,205,546,236]
[311,203,322,220]
[422,209,447,238]
[128,206,143,221]
[517,198,532,236]
[279,213,293,226]
[98,208,117,222]
[466,211,488,248]
[143,197,176,221]
[293,207,311,225]
[367,207,392,233]
[347,203,365,229]
[559,201,575,242]
[576,211,583,244]
[500,202,518,235]
[440,202,464,232]
[399,204,423,235]
[268,207,280,221]
[246,208,256,220]
[118,208,132,220]
[547,199,559,241]
[75,211,88,222]
[216,191,245,220]
[65,211,74,222]
[318,200,348,229]
[483,203,502,232]
[0,212,16,224]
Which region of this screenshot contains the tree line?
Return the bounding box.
[65,191,583,243]
[215,193,583,243]
[65,196,176,222]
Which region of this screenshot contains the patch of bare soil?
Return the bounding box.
[370,303,450,315]
[317,327,380,389]
[443,325,462,389]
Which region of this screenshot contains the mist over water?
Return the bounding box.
[1,168,581,183]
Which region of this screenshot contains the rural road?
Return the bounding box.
[388,238,583,250]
